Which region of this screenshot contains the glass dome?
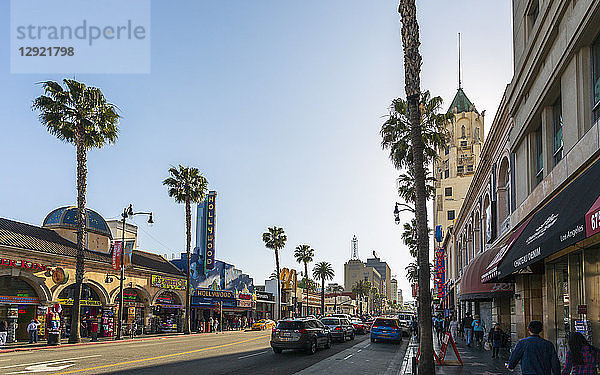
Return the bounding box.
[43,206,112,239]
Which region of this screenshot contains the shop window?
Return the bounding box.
[552,97,563,167]
[593,34,600,125]
[447,210,455,221]
[534,127,544,186]
[445,187,452,197]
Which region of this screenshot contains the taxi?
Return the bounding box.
[252,319,276,330]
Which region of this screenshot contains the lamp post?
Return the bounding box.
[116,204,153,340]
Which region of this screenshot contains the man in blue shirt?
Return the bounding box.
[506,320,561,375]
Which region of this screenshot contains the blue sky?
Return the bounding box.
[0,1,513,299]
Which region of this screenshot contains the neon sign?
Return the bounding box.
[0,258,50,272]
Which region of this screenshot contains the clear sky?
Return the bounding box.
[0,1,513,300]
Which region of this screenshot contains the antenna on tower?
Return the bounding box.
[351,235,359,259]
[458,32,462,89]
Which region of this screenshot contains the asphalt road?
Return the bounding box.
[0,330,405,375]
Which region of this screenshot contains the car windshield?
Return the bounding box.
[320,318,340,325]
[374,319,398,327]
[276,321,304,330]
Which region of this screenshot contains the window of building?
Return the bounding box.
[457,165,464,174]
[447,210,455,221]
[444,169,449,179]
[467,164,474,172]
[460,140,468,148]
[534,127,544,186]
[461,125,466,138]
[445,146,449,155]
[552,97,563,166]
[445,187,452,197]
[474,127,480,142]
[593,34,600,124]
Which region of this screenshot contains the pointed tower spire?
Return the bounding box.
[458,32,462,89]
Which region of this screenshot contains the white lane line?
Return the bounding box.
[357,349,362,352]
[0,355,101,369]
[343,353,354,360]
[238,350,270,359]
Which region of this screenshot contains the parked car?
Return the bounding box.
[350,319,369,334]
[370,317,402,344]
[271,318,332,355]
[252,319,276,331]
[320,317,354,341]
[397,312,415,337]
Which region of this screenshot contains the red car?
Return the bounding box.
[351,319,369,334]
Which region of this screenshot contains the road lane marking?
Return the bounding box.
[343,354,354,360]
[0,356,101,369]
[238,350,270,359]
[53,334,269,374]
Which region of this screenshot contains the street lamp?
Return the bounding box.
[116,204,153,340]
[393,202,414,225]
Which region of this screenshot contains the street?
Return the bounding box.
[0,331,406,375]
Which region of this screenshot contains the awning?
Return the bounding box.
[497,156,600,280]
[460,245,514,300]
[481,218,531,283]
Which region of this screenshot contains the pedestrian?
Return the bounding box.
[462,313,473,347]
[214,318,219,333]
[411,318,418,338]
[472,315,485,349]
[27,319,39,344]
[488,323,503,358]
[434,315,444,342]
[0,320,7,346]
[506,320,561,375]
[130,320,136,339]
[209,317,214,333]
[449,316,459,340]
[561,331,600,375]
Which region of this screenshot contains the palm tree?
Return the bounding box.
[352,280,366,316]
[405,262,418,283]
[398,1,434,372]
[326,284,344,313]
[33,79,119,343]
[294,244,314,316]
[163,165,208,334]
[312,262,334,316]
[371,288,381,315]
[262,227,287,319]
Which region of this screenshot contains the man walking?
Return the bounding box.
[506,320,561,375]
[462,313,473,347]
[27,319,39,344]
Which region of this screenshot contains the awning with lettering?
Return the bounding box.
[497,156,600,280]
[459,245,514,300]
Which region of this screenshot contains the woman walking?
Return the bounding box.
[449,316,459,340]
[472,315,485,349]
[561,332,600,375]
[487,323,504,358]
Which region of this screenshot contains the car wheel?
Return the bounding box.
[325,337,332,349]
[306,339,317,355]
[273,347,282,354]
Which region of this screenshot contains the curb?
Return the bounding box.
[0,331,224,354]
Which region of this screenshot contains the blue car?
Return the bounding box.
[370,317,403,344]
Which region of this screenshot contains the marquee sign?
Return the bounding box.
[0,258,50,272]
[58,298,101,306]
[204,191,217,273]
[0,295,39,305]
[151,275,186,290]
[434,248,445,298]
[194,288,234,299]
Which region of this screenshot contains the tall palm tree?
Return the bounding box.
[352,280,366,316]
[371,288,381,315]
[405,262,418,283]
[312,262,334,316]
[326,284,344,313]
[33,79,119,343]
[398,1,434,371]
[262,227,287,319]
[294,244,314,316]
[163,165,208,334]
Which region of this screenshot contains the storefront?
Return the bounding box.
[255,291,275,320]
[116,288,148,335]
[0,276,43,342]
[494,155,600,357]
[58,283,106,338]
[152,291,182,333]
[191,288,236,332]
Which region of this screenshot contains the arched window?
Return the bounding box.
[474,211,481,254]
[483,194,491,244]
[461,125,466,138]
[474,127,480,141]
[498,157,511,233]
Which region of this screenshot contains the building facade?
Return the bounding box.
[365,255,392,301]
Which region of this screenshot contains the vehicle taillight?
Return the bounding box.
[298,329,307,334]
[335,327,341,330]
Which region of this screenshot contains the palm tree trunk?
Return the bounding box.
[304,262,308,316]
[399,1,433,372]
[275,249,281,320]
[320,278,325,315]
[69,126,86,344]
[184,197,191,334]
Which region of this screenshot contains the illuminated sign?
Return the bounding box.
[237,299,251,308]
[58,298,101,306]
[0,258,50,272]
[434,248,445,298]
[151,275,186,290]
[0,295,40,305]
[194,288,234,299]
[204,191,217,273]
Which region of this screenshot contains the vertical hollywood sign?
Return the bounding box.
[204,191,217,272]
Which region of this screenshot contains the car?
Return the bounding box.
[271,318,332,355]
[397,313,416,337]
[350,319,369,334]
[320,317,354,342]
[252,319,276,331]
[370,317,403,344]
[329,313,352,320]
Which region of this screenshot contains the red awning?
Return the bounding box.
[460,245,513,300]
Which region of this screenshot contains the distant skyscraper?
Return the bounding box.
[350,235,359,259]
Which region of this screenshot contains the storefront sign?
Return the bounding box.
[58,298,101,306]
[0,258,50,272]
[0,295,40,305]
[123,290,138,301]
[237,299,251,308]
[112,241,122,271]
[151,275,186,290]
[52,267,69,285]
[204,191,217,272]
[194,289,234,299]
[256,291,273,301]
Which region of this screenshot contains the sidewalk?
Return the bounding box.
[400,332,512,374]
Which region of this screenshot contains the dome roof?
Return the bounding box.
[43,206,112,239]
